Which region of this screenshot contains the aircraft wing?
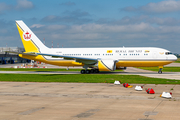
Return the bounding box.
[37,53,98,65]
[5,51,38,56]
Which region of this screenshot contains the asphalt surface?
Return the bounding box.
[0,82,180,120]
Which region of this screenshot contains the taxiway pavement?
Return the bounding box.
[124,67,180,80]
[0,66,180,80]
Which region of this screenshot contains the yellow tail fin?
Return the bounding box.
[16,20,48,53]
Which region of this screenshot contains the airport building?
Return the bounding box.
[0,47,30,64]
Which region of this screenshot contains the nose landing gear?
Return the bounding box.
[158,68,162,74]
[158,66,163,74]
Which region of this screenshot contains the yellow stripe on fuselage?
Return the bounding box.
[116,61,173,67]
[19,54,83,66]
[19,54,174,69]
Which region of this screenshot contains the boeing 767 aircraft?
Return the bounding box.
[11,20,177,74]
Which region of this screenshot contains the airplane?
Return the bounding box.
[12,20,177,74]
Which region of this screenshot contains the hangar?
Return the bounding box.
[0,47,30,64]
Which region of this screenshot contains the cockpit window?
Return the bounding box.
[165,52,172,55]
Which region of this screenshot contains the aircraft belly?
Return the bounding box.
[116,61,173,67]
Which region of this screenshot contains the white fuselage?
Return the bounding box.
[44,47,176,61]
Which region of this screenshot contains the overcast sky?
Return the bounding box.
[0,0,180,53]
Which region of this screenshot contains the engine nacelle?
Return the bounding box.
[98,60,116,71]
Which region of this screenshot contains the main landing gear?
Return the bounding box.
[80,69,99,74]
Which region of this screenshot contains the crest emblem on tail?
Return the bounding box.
[23,31,31,41]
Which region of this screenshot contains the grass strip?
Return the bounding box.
[0,68,123,72]
[0,68,81,71]
[0,74,179,84]
[137,67,180,72]
[174,58,180,63]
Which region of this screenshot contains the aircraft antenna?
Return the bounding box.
[43,38,45,45]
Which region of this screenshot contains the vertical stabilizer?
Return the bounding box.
[15,20,48,53]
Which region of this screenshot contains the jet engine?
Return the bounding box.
[98,60,116,71]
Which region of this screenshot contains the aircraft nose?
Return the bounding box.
[172,55,177,61]
[167,54,177,61]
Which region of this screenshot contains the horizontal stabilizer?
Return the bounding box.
[6,51,38,56]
